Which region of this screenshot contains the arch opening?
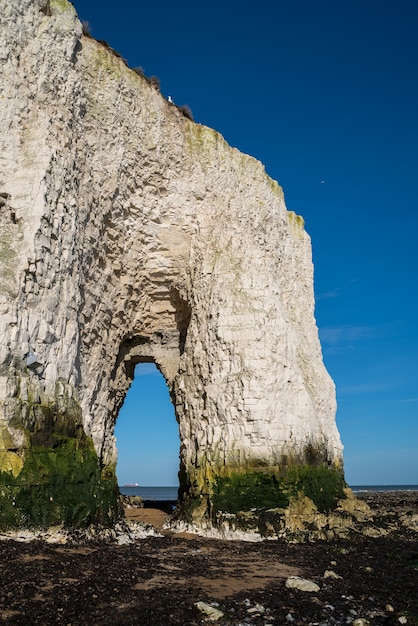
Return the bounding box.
[115,362,180,498]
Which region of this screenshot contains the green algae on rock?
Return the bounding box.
[0,376,120,530]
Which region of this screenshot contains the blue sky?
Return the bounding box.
[73,0,418,487]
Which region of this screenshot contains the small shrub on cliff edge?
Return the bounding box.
[178,104,194,121]
[81,21,92,36]
[149,75,161,90]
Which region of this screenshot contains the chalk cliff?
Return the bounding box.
[0,0,344,528]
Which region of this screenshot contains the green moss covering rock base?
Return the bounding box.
[0,437,121,530]
[212,464,345,515]
[170,465,369,541]
[212,471,289,514]
[176,462,346,531]
[0,378,121,531]
[284,464,346,512]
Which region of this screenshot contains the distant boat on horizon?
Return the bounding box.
[122,483,140,487]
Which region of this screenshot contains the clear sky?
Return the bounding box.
[72,0,418,487]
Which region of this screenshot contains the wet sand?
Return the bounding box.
[0,492,417,625]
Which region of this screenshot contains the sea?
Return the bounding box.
[119,486,179,501]
[119,484,418,501]
[350,484,418,493]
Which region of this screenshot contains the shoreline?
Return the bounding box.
[0,491,416,625]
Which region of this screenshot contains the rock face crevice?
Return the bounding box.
[0,0,343,528]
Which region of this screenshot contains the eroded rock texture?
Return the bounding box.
[0,0,344,528]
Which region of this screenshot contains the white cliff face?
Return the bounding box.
[0,0,343,520]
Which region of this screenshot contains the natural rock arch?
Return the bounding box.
[0,0,344,530]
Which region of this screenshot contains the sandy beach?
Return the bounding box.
[0,492,417,625]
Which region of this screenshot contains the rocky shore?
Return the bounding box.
[0,492,417,625]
